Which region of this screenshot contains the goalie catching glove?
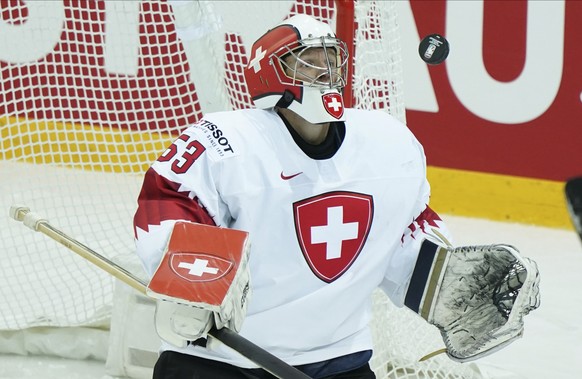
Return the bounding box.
[146,222,251,348]
[404,235,540,362]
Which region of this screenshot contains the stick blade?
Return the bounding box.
[565,177,582,241]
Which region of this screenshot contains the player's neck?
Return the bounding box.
[277,108,330,145]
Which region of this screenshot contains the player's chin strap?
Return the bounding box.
[275,90,295,109]
[405,229,541,362]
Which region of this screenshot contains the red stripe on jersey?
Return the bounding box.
[402,205,443,243]
[133,168,215,237]
[416,205,442,233]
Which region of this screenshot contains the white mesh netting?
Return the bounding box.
[0,1,484,378]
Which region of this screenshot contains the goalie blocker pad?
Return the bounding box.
[147,222,250,313]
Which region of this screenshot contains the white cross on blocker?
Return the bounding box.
[311,206,358,259]
[326,97,342,112]
[178,258,219,277]
[248,46,266,73]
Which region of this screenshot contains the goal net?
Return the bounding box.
[0,1,485,378]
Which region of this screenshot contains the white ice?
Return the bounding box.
[1,214,581,379]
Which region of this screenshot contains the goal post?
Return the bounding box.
[1,1,483,378]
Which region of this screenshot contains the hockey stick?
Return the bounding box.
[565,177,582,242]
[9,205,311,379]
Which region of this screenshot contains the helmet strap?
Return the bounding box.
[275,90,295,109]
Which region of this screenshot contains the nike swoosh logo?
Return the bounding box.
[280,171,303,180]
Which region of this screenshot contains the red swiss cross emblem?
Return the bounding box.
[293,191,373,283]
[322,93,344,119]
[169,252,233,282]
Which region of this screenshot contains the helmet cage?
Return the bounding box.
[243,15,349,124]
[271,36,348,91]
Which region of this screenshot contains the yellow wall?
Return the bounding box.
[428,166,572,230]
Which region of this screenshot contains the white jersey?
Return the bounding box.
[134,108,448,367]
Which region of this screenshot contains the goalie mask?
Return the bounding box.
[244,14,349,124]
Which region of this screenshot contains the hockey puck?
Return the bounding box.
[418,34,450,65]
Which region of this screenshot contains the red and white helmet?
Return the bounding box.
[244,15,349,124]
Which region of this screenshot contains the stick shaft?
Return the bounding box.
[11,206,147,293]
[9,205,310,379]
[565,177,582,241]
